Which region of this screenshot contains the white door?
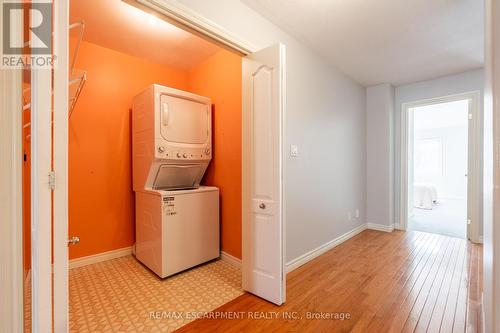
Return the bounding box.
[242,43,286,305]
[53,0,70,331]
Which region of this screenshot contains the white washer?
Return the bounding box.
[135,186,220,278]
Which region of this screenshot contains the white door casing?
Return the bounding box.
[0,12,24,331]
[31,28,54,333]
[242,43,286,305]
[53,0,70,331]
[399,92,481,243]
[50,0,288,324]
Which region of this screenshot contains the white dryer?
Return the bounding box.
[132,84,212,191]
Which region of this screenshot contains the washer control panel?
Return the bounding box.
[156,145,211,160]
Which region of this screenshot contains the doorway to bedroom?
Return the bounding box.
[404,93,480,240]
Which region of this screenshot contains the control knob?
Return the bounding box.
[158,146,165,153]
[183,153,187,158]
[176,152,182,158]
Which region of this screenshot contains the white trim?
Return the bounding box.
[481,293,485,333]
[0,14,24,331]
[399,92,482,244]
[70,248,242,270]
[365,222,392,230]
[285,224,366,273]
[280,44,287,300]
[483,2,500,331]
[366,222,395,233]
[126,0,256,55]
[467,93,482,243]
[53,0,70,331]
[31,9,54,331]
[69,247,133,269]
[478,236,484,244]
[53,0,285,315]
[220,251,242,268]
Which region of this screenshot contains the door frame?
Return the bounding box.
[0,11,24,331]
[53,0,70,331]
[123,0,257,55]
[399,91,481,242]
[126,1,286,302]
[50,0,287,329]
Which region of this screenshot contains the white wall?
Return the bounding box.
[414,126,468,199]
[174,0,367,262]
[366,84,394,228]
[394,69,485,230]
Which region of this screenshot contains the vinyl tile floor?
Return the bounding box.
[66,256,242,332]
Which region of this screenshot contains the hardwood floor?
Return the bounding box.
[176,230,483,333]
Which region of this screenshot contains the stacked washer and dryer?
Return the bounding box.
[132,84,219,278]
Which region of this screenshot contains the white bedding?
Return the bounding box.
[413,183,438,210]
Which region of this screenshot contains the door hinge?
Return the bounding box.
[468,113,473,120]
[48,171,56,190]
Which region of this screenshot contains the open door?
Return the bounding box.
[242,43,286,305]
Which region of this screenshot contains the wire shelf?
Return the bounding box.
[22,20,87,118]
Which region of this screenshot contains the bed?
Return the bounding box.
[413,183,438,210]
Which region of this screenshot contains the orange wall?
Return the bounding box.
[69,40,189,259]
[188,50,242,259]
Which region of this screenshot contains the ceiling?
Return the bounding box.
[70,0,220,70]
[242,0,484,86]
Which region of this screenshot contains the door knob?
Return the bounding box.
[68,236,80,246]
[259,203,266,209]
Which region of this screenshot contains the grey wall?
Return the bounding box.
[366,84,395,228]
[285,57,366,262]
[394,69,485,233]
[176,0,367,263]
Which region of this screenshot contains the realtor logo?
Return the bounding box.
[2,1,55,68]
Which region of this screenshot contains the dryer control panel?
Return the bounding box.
[155,145,211,161]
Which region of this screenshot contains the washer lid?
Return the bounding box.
[153,164,206,190]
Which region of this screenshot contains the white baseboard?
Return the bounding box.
[285,224,367,273]
[366,222,395,233]
[478,236,484,244]
[220,251,242,268]
[67,224,395,272]
[481,293,485,333]
[69,246,133,269]
[69,247,241,270]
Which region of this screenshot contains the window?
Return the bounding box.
[414,137,443,180]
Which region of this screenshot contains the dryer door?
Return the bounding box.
[153,164,207,190]
[159,94,209,145]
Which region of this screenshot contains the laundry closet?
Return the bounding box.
[22,0,243,330]
[67,0,242,260]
